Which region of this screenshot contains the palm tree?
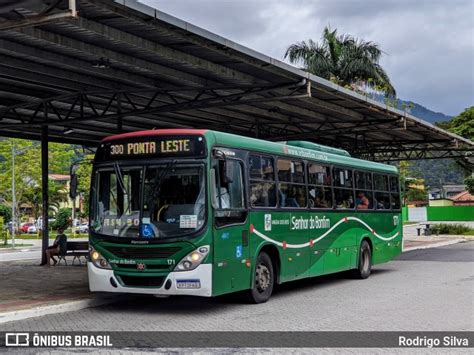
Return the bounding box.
[285,26,396,97]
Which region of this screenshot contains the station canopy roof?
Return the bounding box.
[0,0,472,165]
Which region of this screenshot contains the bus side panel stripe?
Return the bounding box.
[251,216,399,249]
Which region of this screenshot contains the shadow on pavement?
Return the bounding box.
[100,268,395,315]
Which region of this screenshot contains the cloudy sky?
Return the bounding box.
[140,0,473,116]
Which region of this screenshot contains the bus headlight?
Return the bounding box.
[89,247,111,270]
[175,245,210,271]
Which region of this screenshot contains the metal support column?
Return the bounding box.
[40,125,49,265]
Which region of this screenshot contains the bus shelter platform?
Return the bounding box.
[0,260,123,324]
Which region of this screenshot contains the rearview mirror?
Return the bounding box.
[70,173,78,199]
[224,160,234,184]
[212,149,233,184]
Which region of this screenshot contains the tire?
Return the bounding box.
[246,252,274,304]
[351,240,372,279]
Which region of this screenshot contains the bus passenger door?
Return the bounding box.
[211,158,250,296]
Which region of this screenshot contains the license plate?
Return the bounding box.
[176,279,201,289]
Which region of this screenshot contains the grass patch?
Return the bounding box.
[403,221,418,225]
[431,224,474,236]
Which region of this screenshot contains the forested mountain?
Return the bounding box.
[406,159,465,189]
[369,93,452,123]
[368,95,467,188]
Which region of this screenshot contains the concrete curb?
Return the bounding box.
[0,296,122,325]
[403,238,466,252]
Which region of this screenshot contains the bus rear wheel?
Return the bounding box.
[351,240,372,279]
[246,252,274,304]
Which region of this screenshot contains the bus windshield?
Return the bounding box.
[91,162,206,239]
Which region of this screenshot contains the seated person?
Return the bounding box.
[217,187,230,209]
[377,199,386,210]
[356,192,369,210]
[338,196,354,209]
[315,197,328,208]
[310,189,329,208]
[44,227,68,267]
[278,188,286,207]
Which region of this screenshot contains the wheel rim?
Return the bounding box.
[255,263,271,293]
[362,249,370,272]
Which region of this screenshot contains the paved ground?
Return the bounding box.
[0,232,469,319]
[1,241,472,333]
[0,260,89,314]
[403,235,470,251]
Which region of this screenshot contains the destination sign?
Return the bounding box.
[96,135,206,161]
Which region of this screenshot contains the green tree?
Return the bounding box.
[465,176,474,194]
[398,161,429,205]
[21,180,69,220]
[405,184,428,203]
[73,155,94,218]
[285,26,396,97]
[0,204,12,222]
[52,207,71,230]
[0,138,75,219]
[436,107,474,141]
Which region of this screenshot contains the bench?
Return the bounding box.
[58,241,89,266]
[416,223,432,236]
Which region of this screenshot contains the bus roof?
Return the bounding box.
[102,128,398,174]
[206,130,398,175]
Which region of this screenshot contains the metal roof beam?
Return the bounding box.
[0,82,308,128]
[85,0,298,82]
[307,92,365,120]
[13,27,212,87]
[0,39,160,88]
[270,118,401,141]
[0,11,74,30]
[65,16,261,85]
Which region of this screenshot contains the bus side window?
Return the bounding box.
[277,159,306,208]
[389,176,401,210]
[355,171,373,210]
[308,163,332,208]
[214,159,247,227]
[374,174,390,210]
[249,155,277,208]
[333,167,354,209]
[215,160,245,209]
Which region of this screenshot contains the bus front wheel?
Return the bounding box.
[247,252,274,304]
[351,240,372,279]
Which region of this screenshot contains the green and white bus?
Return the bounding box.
[88,129,402,303]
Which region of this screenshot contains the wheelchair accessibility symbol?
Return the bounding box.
[141,224,154,238]
[236,245,243,258]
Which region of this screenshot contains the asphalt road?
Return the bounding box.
[1,241,472,334]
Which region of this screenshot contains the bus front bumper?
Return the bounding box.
[88,262,212,297]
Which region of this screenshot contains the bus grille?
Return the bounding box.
[114,264,169,270]
[106,246,181,259]
[118,275,166,288]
